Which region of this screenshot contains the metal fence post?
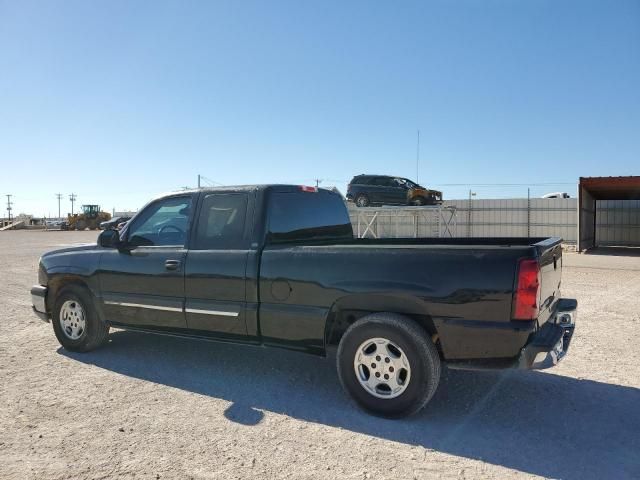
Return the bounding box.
[467,190,473,237]
[527,188,531,238]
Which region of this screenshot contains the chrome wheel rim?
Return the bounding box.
[356,196,368,207]
[59,299,86,340]
[353,337,411,399]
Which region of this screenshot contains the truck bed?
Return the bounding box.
[260,236,563,360]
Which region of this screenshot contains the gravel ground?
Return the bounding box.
[1,231,639,480]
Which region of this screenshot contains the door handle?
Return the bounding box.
[165,259,181,271]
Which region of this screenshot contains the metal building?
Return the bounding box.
[577,176,640,251]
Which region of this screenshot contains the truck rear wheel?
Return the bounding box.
[52,285,110,352]
[336,312,440,418]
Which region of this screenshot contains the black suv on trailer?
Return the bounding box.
[346,174,443,207]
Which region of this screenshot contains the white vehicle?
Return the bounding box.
[45,220,66,228]
[542,192,570,199]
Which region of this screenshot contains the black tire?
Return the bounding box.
[52,285,109,352]
[355,194,370,207]
[410,196,426,206]
[337,312,441,418]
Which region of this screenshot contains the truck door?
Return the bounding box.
[99,194,193,328]
[184,192,251,339]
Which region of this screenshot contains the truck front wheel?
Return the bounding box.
[52,285,110,352]
[336,313,441,418]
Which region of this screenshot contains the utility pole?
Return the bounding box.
[198,174,201,189]
[314,178,322,187]
[467,190,476,237]
[69,193,77,216]
[6,194,13,222]
[55,193,62,219]
[416,130,420,183]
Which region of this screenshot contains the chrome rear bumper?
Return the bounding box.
[520,298,577,369]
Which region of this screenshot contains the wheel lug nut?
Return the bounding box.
[389,366,394,372]
[375,372,380,378]
[376,355,381,361]
[385,358,390,363]
[371,363,376,369]
[384,374,389,380]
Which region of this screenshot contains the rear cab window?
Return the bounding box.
[267,190,353,243]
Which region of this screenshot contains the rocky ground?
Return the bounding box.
[1,230,638,479]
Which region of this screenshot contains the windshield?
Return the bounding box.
[396,178,423,189]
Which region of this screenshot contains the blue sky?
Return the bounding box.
[1,0,638,216]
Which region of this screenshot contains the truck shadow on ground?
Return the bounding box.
[60,330,640,480]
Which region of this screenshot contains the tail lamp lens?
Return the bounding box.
[513,259,540,320]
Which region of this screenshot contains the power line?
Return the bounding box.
[304,178,576,188]
[199,175,223,187]
[431,182,576,187]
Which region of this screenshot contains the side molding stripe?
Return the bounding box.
[104,301,183,313]
[185,308,239,317]
[104,301,239,317]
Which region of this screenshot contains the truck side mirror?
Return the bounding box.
[98,229,121,248]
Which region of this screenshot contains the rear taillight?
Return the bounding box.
[513,258,540,320]
[299,185,318,192]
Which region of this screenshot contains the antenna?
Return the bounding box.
[416,130,420,183]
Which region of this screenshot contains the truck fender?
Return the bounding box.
[324,293,438,349]
[46,274,107,325]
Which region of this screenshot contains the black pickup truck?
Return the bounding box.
[31,185,577,417]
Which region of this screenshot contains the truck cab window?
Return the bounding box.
[193,193,248,250]
[268,191,353,243]
[127,196,192,247]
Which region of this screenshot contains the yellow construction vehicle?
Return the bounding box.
[67,205,111,231]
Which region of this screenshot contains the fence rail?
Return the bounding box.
[348,198,640,246]
[349,198,578,243]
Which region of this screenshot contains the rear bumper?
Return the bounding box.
[31,285,50,322]
[519,298,577,369]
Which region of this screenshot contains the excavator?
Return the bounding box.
[66,205,111,231]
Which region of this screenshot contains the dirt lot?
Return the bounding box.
[1,230,638,480]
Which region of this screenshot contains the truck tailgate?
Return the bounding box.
[534,237,564,325]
